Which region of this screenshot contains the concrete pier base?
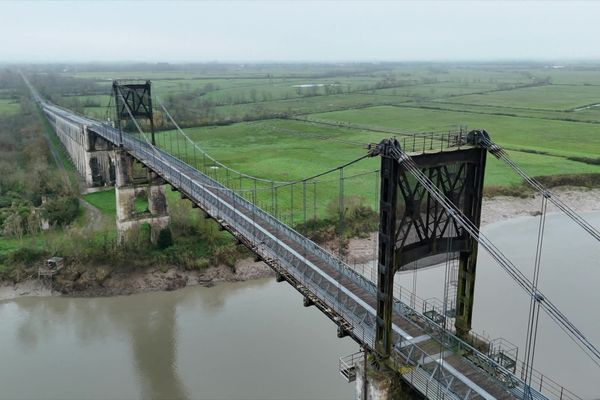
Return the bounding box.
[355,360,421,400]
[114,150,171,245]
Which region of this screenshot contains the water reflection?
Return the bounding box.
[9,292,188,399]
[2,214,599,399]
[125,297,188,400]
[2,278,354,400]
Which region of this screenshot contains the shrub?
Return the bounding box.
[211,243,244,268]
[195,258,210,270]
[297,196,378,243]
[484,185,532,198]
[535,173,600,188]
[5,246,47,265]
[42,196,80,226]
[0,264,14,280]
[156,228,173,249]
[566,156,600,166]
[483,173,600,198]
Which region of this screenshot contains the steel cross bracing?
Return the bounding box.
[394,164,469,267]
[37,98,580,400]
[379,135,600,365]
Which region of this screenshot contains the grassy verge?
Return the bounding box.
[84,189,117,215]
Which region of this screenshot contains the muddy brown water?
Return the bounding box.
[396,211,600,399]
[0,212,599,399]
[0,280,356,400]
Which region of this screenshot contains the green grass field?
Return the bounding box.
[84,189,149,216]
[0,98,20,115]
[84,189,117,215]
[371,81,501,99]
[442,84,600,111]
[42,63,600,223]
[310,106,600,158]
[154,112,599,221]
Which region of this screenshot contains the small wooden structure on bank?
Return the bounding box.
[38,257,64,279]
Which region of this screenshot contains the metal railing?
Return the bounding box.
[349,259,581,400]
[389,284,582,400]
[339,351,362,382]
[39,101,581,400]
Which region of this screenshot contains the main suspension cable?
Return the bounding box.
[156,96,293,185]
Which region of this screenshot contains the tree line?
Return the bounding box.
[0,69,80,239]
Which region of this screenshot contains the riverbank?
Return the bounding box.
[328,187,600,264]
[0,258,273,301]
[481,187,600,226]
[1,187,598,301]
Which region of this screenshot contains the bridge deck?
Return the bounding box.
[38,100,554,400]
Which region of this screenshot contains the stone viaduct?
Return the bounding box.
[45,112,170,244]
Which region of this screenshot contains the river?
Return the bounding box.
[0,212,599,399]
[397,211,600,399]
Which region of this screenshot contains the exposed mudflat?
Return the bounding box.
[0,258,273,301]
[0,280,58,302]
[480,187,600,226]
[336,187,600,264]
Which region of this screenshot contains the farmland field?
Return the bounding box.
[309,106,600,158]
[440,84,600,111]
[32,62,600,222]
[0,98,20,115]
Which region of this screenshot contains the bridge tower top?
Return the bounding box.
[112,80,155,146]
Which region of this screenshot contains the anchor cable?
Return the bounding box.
[482,137,600,243]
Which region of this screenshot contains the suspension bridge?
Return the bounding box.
[23,76,599,400]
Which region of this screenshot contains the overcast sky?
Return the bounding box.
[1,0,599,63]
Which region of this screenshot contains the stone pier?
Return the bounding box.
[114,149,171,244]
[84,127,115,187]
